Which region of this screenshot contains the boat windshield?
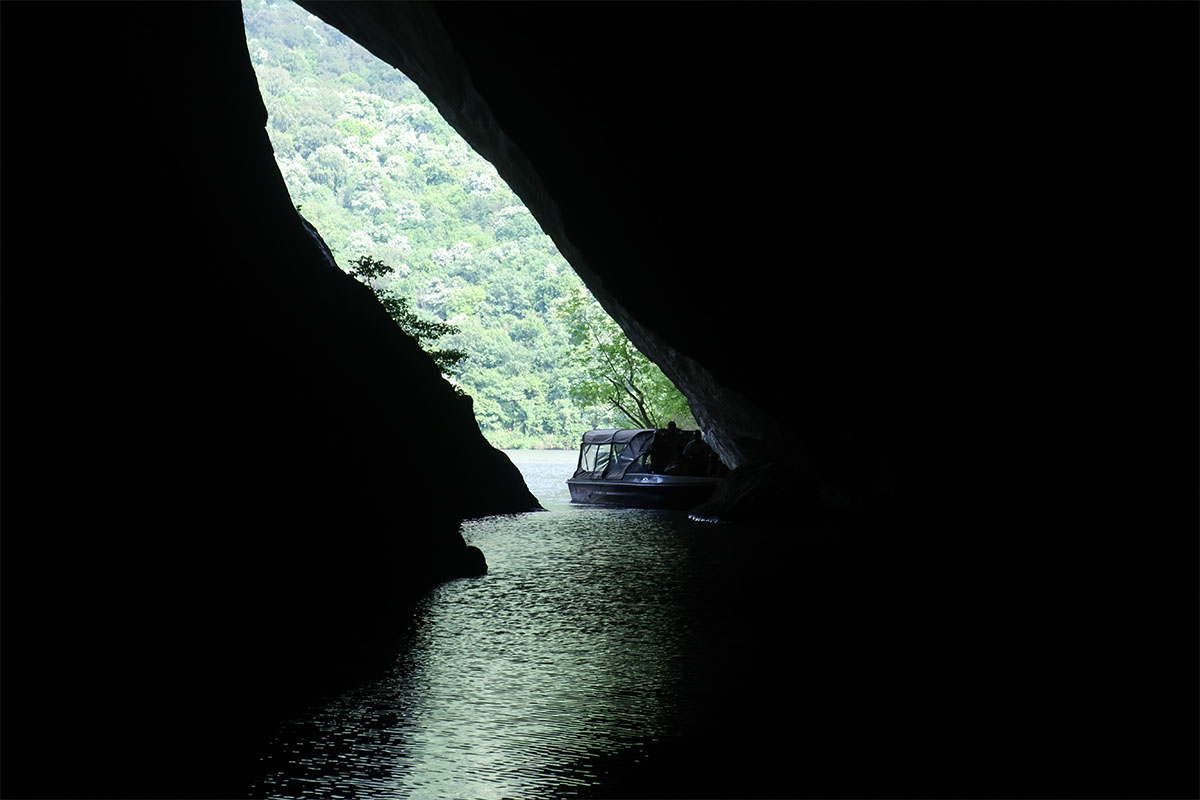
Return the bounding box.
[578,441,612,475]
[573,429,657,480]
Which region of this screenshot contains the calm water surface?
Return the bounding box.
[255,450,773,799]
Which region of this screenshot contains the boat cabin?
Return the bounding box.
[567,427,724,508]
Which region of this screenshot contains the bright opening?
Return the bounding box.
[242,0,696,449]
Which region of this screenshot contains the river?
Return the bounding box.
[248,448,1170,799]
[253,449,823,799]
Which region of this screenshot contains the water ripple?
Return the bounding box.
[258,452,706,800]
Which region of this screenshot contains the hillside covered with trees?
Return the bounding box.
[242,0,695,448]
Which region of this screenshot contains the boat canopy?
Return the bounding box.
[573,428,657,481]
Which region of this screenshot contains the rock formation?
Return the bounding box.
[1,1,1194,797]
[1,3,539,796]
[298,1,1196,527]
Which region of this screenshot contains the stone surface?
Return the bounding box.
[1,2,1194,797]
[1,3,536,796]
[300,1,1196,526]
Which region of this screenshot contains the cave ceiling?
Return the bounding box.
[295,1,1195,501]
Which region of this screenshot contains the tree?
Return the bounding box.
[346,255,468,381]
[307,145,350,191]
[558,288,696,430]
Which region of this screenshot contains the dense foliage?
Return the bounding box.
[559,289,696,429]
[242,0,694,447]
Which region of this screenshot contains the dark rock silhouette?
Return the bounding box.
[2,1,1195,798]
[1,3,533,797]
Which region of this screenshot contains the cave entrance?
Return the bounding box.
[241,0,696,450]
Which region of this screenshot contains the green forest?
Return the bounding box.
[242,0,695,449]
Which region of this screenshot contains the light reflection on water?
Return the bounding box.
[257,450,712,799]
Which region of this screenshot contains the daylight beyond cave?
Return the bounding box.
[244,0,697,449]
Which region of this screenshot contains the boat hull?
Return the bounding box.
[567,475,721,509]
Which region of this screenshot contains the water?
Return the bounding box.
[250,450,1149,799]
[501,448,581,512]
[254,450,815,799]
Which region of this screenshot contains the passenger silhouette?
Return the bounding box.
[651,421,682,474]
[682,430,712,476]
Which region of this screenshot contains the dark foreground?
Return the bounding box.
[251,454,1196,799]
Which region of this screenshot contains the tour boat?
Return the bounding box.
[566,428,724,509]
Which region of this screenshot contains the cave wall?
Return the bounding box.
[280,0,1198,793]
[0,1,1195,797]
[299,1,1197,523]
[1,2,538,796]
